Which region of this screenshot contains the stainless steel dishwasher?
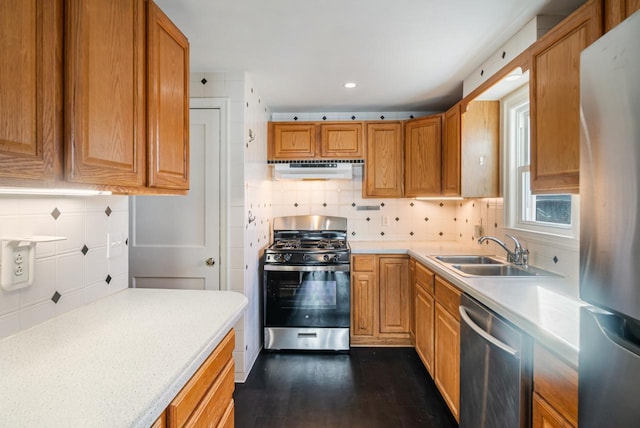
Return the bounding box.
[459,294,533,428]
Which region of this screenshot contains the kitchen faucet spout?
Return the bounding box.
[477,234,528,265]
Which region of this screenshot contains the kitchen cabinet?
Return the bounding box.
[364,122,404,198]
[351,256,376,338]
[604,0,640,31]
[0,0,190,194]
[164,329,236,427]
[434,276,461,422]
[409,259,416,343]
[414,262,435,376]
[350,254,411,346]
[461,100,500,197]
[529,0,603,194]
[268,122,364,160]
[532,343,578,428]
[147,0,190,190]
[404,116,443,197]
[0,0,62,184]
[442,105,461,196]
[379,256,410,334]
[65,0,147,187]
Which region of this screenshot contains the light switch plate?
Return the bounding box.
[107,232,124,259]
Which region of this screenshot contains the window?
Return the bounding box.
[503,85,579,239]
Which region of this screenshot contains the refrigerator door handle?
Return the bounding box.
[459,305,519,358]
[594,312,640,356]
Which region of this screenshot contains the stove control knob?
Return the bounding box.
[323,254,330,261]
[332,255,340,263]
[273,254,283,262]
[284,253,292,262]
[302,254,310,261]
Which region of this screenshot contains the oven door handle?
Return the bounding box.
[264,264,350,272]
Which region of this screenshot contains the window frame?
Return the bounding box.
[501,84,579,249]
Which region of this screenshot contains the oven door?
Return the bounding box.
[264,265,350,328]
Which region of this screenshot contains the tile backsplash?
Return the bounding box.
[0,195,129,340]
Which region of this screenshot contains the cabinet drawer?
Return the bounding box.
[352,255,375,272]
[185,359,235,428]
[415,262,435,295]
[533,344,578,427]
[217,399,235,428]
[167,330,235,427]
[435,276,461,320]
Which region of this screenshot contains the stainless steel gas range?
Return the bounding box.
[263,215,350,351]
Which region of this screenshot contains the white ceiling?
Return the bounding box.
[155,0,585,112]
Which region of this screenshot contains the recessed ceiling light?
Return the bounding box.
[344,82,357,89]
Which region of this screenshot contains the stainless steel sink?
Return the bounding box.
[434,255,503,265]
[451,264,556,277]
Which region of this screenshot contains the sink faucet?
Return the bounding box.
[477,234,529,266]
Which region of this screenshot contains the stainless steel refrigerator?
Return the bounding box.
[579,9,640,427]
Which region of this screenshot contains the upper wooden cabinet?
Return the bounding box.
[404,116,443,197]
[269,123,316,159]
[461,100,500,197]
[147,1,190,190]
[529,0,603,194]
[442,105,461,196]
[0,0,189,194]
[364,122,404,198]
[0,0,62,184]
[604,0,640,31]
[65,0,147,187]
[319,123,364,158]
[268,122,364,160]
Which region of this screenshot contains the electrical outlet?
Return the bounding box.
[382,215,390,226]
[11,245,29,286]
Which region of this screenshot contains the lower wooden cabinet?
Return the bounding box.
[155,329,236,428]
[434,301,460,422]
[415,281,435,377]
[532,343,578,428]
[351,254,411,346]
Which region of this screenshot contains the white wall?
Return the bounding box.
[0,195,129,340]
[190,71,271,381]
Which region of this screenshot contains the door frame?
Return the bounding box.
[189,98,230,291]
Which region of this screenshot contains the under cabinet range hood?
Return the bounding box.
[273,162,353,180]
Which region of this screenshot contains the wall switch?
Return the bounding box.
[107,232,124,259]
[382,215,390,226]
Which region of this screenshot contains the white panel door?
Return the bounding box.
[130,108,221,290]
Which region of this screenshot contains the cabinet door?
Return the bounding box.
[269,123,316,159]
[0,0,61,182]
[404,116,442,197]
[409,259,416,342]
[351,271,375,337]
[379,256,410,334]
[364,122,403,197]
[65,0,146,187]
[147,1,190,190]
[533,392,574,428]
[461,101,499,197]
[435,302,460,421]
[442,106,461,196]
[415,285,435,377]
[530,0,603,194]
[319,123,363,158]
[604,0,640,31]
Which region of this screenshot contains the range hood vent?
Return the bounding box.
[273,162,354,180]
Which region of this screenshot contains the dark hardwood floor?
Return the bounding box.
[234,347,458,428]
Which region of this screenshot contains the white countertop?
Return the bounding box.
[350,241,585,367]
[0,288,248,428]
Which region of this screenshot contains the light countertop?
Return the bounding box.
[350,241,585,367]
[0,288,248,428]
